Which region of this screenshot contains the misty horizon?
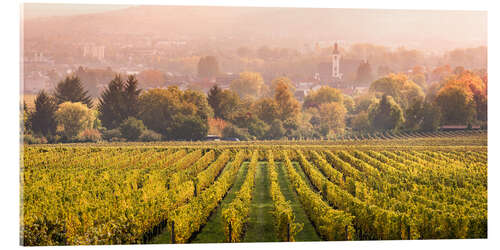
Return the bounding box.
[22,3,487,52]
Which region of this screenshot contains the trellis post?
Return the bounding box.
[287,222,291,242]
[171,221,175,244]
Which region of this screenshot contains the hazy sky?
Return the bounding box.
[22,3,487,50]
[22,3,130,19]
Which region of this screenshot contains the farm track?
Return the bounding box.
[189,162,250,243]
[276,162,321,241]
[243,162,276,242]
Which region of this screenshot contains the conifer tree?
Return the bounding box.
[98,75,141,129]
[124,75,141,118]
[54,75,93,108]
[31,90,58,136]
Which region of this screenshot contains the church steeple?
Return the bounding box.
[332,42,339,55]
[332,42,341,79]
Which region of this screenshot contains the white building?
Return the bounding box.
[83,44,105,61]
[332,42,342,80]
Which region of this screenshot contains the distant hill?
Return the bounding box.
[22,5,487,50]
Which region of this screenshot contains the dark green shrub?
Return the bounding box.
[119,117,146,141]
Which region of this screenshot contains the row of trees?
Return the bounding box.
[23,67,487,143]
[349,71,487,133]
[24,76,99,143]
[208,70,486,140]
[24,74,212,143]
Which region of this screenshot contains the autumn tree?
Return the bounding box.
[54,75,93,108]
[273,77,300,121]
[269,77,295,97]
[119,117,146,141]
[207,85,240,120]
[354,94,378,114]
[21,102,31,134]
[343,95,355,113]
[435,86,475,125]
[253,98,279,124]
[368,94,405,131]
[303,86,343,109]
[351,111,371,132]
[317,102,347,136]
[404,98,425,131]
[435,71,485,125]
[266,119,286,140]
[55,102,95,140]
[420,102,441,132]
[138,87,211,140]
[230,72,264,98]
[369,73,424,110]
[248,119,269,140]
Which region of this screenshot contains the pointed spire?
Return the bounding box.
[333,42,339,54]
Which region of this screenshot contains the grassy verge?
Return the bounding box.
[189,161,250,243]
[243,162,277,242]
[276,162,321,241]
[152,161,249,244]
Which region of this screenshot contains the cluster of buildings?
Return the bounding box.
[293,42,369,101]
[83,44,106,61]
[23,39,372,101]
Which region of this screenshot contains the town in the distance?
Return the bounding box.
[22,5,487,143]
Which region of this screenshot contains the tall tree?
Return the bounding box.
[54,75,93,108]
[434,72,484,125]
[207,85,222,114]
[230,72,264,98]
[55,102,95,140]
[22,101,31,134]
[273,78,300,121]
[138,87,211,140]
[421,102,441,132]
[303,86,343,109]
[266,119,285,140]
[356,60,373,86]
[124,75,142,118]
[369,73,424,110]
[317,102,347,136]
[98,75,141,129]
[208,85,240,120]
[253,98,279,124]
[368,94,405,131]
[98,75,127,129]
[269,77,295,97]
[435,86,475,125]
[30,90,58,136]
[197,56,219,79]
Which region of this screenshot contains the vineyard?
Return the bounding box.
[21,133,487,245]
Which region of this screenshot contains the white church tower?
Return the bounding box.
[332,42,342,79]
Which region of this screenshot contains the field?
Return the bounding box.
[20,131,487,245]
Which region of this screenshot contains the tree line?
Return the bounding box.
[22,68,487,143]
